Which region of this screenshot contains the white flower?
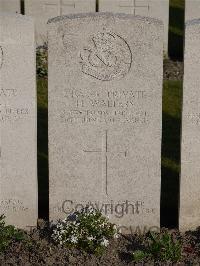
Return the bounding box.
[114,233,119,239]
[100,238,109,247]
[71,236,78,244]
[57,224,64,230]
[113,225,117,230]
[87,236,94,241]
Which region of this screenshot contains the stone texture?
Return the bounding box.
[180,19,200,232]
[185,0,200,22]
[25,0,96,46]
[0,14,37,229]
[48,13,163,231]
[99,0,169,54]
[0,0,20,13]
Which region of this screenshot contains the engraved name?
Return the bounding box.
[60,88,148,124]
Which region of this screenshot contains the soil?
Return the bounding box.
[1,223,200,266]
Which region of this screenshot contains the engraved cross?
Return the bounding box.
[44,0,75,16]
[119,0,150,16]
[83,130,127,196]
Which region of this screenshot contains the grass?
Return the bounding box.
[132,231,182,262]
[161,80,182,228]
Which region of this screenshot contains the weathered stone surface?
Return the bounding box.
[185,0,200,21]
[25,0,96,46]
[99,0,169,54]
[0,14,37,229]
[180,19,200,232]
[48,13,163,232]
[0,0,20,13]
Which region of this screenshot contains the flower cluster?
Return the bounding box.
[52,206,119,254]
[36,45,48,78]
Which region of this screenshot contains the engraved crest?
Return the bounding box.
[80,32,132,81]
[0,46,3,69]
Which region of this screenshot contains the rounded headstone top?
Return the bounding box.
[48,12,163,27]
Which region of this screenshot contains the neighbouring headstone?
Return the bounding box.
[25,0,96,46]
[99,0,169,54]
[0,14,37,229]
[48,13,163,232]
[185,0,200,22]
[180,19,200,231]
[0,0,20,13]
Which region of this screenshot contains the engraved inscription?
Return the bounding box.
[0,199,28,213]
[0,46,3,69]
[61,88,148,124]
[80,32,132,81]
[0,89,17,97]
[0,104,29,123]
[83,130,127,195]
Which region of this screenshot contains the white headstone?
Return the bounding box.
[180,19,200,231]
[0,0,20,13]
[185,0,200,22]
[0,13,37,229]
[25,0,96,46]
[99,0,169,54]
[48,13,163,232]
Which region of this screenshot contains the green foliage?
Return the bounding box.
[148,231,182,262]
[161,80,182,228]
[0,215,26,252]
[132,250,148,262]
[52,207,119,255]
[162,80,182,172]
[132,231,182,263]
[170,0,184,9]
